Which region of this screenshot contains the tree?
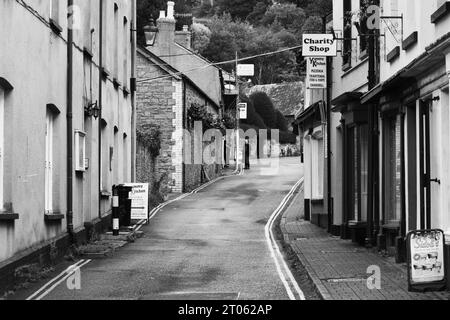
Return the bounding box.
[239,95,267,130]
[191,23,211,53]
[250,92,277,129]
[261,3,307,36]
[215,0,259,20]
[275,110,289,132]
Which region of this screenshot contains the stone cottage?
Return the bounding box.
[136,1,224,195]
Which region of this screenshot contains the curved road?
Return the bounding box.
[30,158,303,300]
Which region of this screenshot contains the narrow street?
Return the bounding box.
[27,158,303,300]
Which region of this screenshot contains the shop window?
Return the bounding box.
[348,125,369,222]
[384,115,402,224]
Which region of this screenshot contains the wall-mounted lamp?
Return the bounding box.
[85,101,101,119]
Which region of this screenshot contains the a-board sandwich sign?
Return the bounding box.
[407,229,447,292]
[124,183,150,221]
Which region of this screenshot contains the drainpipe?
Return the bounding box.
[98,0,103,218]
[67,0,74,239]
[131,0,137,182]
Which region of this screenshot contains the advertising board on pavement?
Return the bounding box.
[124,183,149,220]
[407,229,447,292]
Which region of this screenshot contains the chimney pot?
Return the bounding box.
[158,10,166,20]
[167,1,175,20]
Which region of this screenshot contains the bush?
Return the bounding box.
[239,94,267,130]
[249,91,277,128]
[137,124,161,158]
[275,110,289,132]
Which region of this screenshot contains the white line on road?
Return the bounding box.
[265,178,305,301]
[27,168,243,300]
[26,259,91,300]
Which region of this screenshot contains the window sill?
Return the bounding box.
[342,61,352,72]
[44,212,65,222]
[113,78,122,89]
[381,223,400,231]
[431,2,450,24]
[387,46,400,63]
[348,221,367,228]
[359,50,368,60]
[402,31,418,51]
[49,18,63,35]
[0,212,20,222]
[101,67,111,79]
[123,86,130,96]
[100,190,112,199]
[83,47,94,60]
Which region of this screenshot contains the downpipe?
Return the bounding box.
[66,0,74,239]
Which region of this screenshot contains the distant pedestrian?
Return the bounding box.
[245,137,250,170]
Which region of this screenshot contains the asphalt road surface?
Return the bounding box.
[27,157,304,300]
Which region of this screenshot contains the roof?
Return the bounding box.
[245,82,305,117]
[146,38,223,108]
[137,46,219,108]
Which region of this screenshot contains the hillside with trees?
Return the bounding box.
[137,0,331,85]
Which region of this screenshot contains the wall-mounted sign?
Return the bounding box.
[238,103,247,120]
[124,183,149,220]
[306,57,327,89]
[237,64,255,77]
[407,229,447,292]
[302,34,337,57]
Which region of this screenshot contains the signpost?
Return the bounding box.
[237,64,255,77]
[306,57,327,89]
[238,103,247,120]
[407,229,447,292]
[302,34,337,57]
[124,183,149,221]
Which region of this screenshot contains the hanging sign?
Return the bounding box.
[124,183,149,220]
[302,34,337,57]
[306,57,327,89]
[237,64,255,77]
[407,229,446,292]
[238,103,248,120]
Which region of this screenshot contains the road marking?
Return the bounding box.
[26,259,91,300]
[265,178,305,301]
[27,168,244,300]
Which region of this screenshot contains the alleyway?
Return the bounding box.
[23,158,303,300]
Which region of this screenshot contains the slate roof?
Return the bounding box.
[245,82,305,117]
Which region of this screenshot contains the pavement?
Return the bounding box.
[281,186,450,300]
[14,157,304,300]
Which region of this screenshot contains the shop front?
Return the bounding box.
[331,92,370,245]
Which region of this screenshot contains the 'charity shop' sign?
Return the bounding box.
[302,34,337,57]
[407,229,446,292]
[306,57,327,89]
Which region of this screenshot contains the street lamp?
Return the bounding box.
[144,19,158,47]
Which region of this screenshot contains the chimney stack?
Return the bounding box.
[155,2,176,46]
[175,25,192,49]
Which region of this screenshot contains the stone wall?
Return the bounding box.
[136,53,181,195]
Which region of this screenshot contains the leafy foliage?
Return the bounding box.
[191,22,212,53]
[249,92,278,129]
[137,124,162,158]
